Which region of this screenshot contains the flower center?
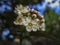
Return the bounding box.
[18,18,22,23]
[28,22,33,27]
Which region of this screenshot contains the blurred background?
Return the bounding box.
[0,0,60,45]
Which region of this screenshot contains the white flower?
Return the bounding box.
[14,4,30,17]
[42,18,45,22]
[34,17,45,31]
[32,14,37,19]
[39,18,45,31]
[14,16,25,25]
[15,4,23,10]
[23,17,39,32]
[34,18,40,22]
[40,23,45,31]
[23,17,32,26]
[26,23,38,32]
[21,8,29,13]
[21,6,30,14]
[14,5,23,16]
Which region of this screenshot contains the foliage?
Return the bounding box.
[44,8,60,44]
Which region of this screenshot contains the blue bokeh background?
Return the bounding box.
[0,0,60,14]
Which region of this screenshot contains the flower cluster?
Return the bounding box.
[14,4,45,32]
